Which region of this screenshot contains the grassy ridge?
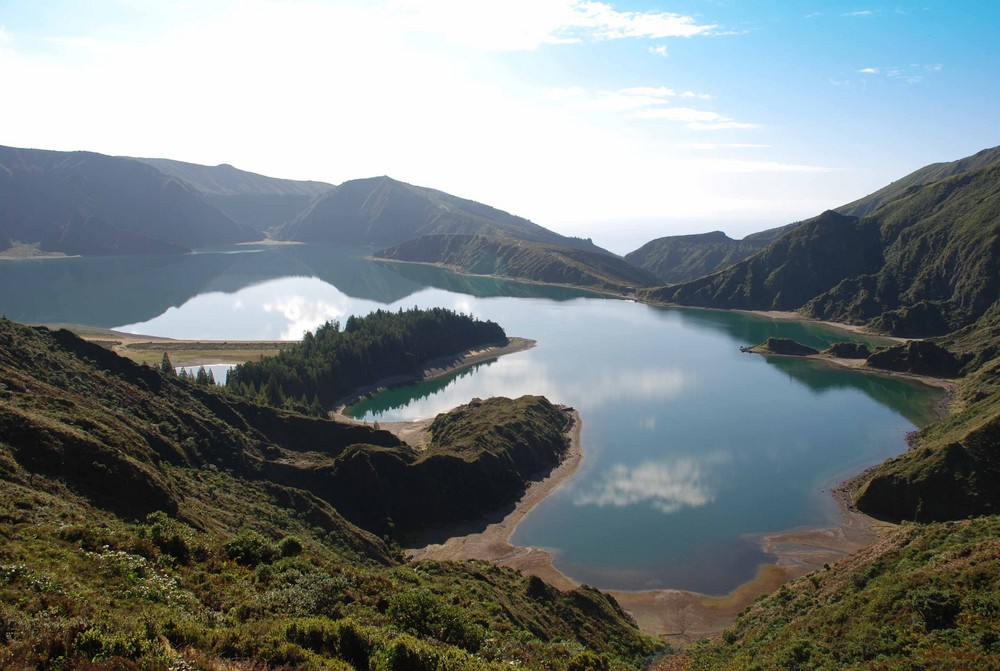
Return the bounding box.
[0,318,661,669]
[376,234,658,294]
[278,177,605,254]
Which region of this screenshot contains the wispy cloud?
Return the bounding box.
[854,63,943,85]
[553,86,744,129]
[631,107,756,130]
[693,158,832,174]
[842,9,876,17]
[682,143,770,150]
[390,0,717,51]
[649,45,668,57]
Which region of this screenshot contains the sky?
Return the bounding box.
[1,1,998,253]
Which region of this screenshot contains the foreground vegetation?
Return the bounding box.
[686,518,1000,670]
[0,318,661,669]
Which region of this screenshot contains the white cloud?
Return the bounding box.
[557,87,733,128]
[574,454,730,514]
[693,158,832,174]
[649,45,668,57]
[843,10,876,17]
[682,143,770,150]
[855,63,940,85]
[629,106,757,130]
[388,0,716,51]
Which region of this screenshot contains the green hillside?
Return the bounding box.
[0,146,258,256]
[643,210,884,313]
[277,176,608,253]
[836,144,1000,217]
[805,161,1000,336]
[686,517,1000,670]
[0,318,659,669]
[376,234,658,294]
[624,224,797,285]
[628,145,999,291]
[136,157,334,233]
[850,308,1000,523]
[643,159,1000,339]
[625,231,761,285]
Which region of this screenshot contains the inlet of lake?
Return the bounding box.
[0,244,942,595]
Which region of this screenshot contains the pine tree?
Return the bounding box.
[160,352,175,375]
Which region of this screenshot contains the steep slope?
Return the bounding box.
[687,518,1000,670]
[837,144,1000,217]
[625,228,790,285]
[643,210,883,312]
[644,157,1000,338]
[0,146,258,255]
[851,305,1000,523]
[376,234,658,294]
[0,318,659,668]
[278,176,607,252]
[805,161,1000,336]
[136,157,333,232]
[629,145,999,289]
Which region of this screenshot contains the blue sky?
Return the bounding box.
[1,1,998,252]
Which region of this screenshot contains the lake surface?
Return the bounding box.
[0,245,942,594]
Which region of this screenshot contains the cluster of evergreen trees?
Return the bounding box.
[225,307,506,414]
[159,352,218,386]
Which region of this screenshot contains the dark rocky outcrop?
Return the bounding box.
[745,337,819,356]
[823,341,872,358]
[866,340,968,378]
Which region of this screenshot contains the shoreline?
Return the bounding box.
[742,349,954,420]
[370,257,632,300]
[739,309,907,344]
[400,326,955,646]
[405,408,584,591]
[332,337,536,417]
[404,410,900,645]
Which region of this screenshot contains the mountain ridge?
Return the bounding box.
[278,175,610,253]
[0,146,259,255]
[376,233,658,294]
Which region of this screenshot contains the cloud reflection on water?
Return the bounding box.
[262,295,348,340]
[573,453,730,514]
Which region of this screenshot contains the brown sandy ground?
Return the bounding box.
[46,324,296,367]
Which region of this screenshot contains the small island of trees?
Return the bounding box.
[226,307,506,415]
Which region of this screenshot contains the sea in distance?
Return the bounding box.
[0,244,942,594]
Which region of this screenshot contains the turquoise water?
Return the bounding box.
[0,246,941,594]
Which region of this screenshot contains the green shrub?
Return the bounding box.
[224,530,277,567]
[387,589,485,652]
[278,535,303,558]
